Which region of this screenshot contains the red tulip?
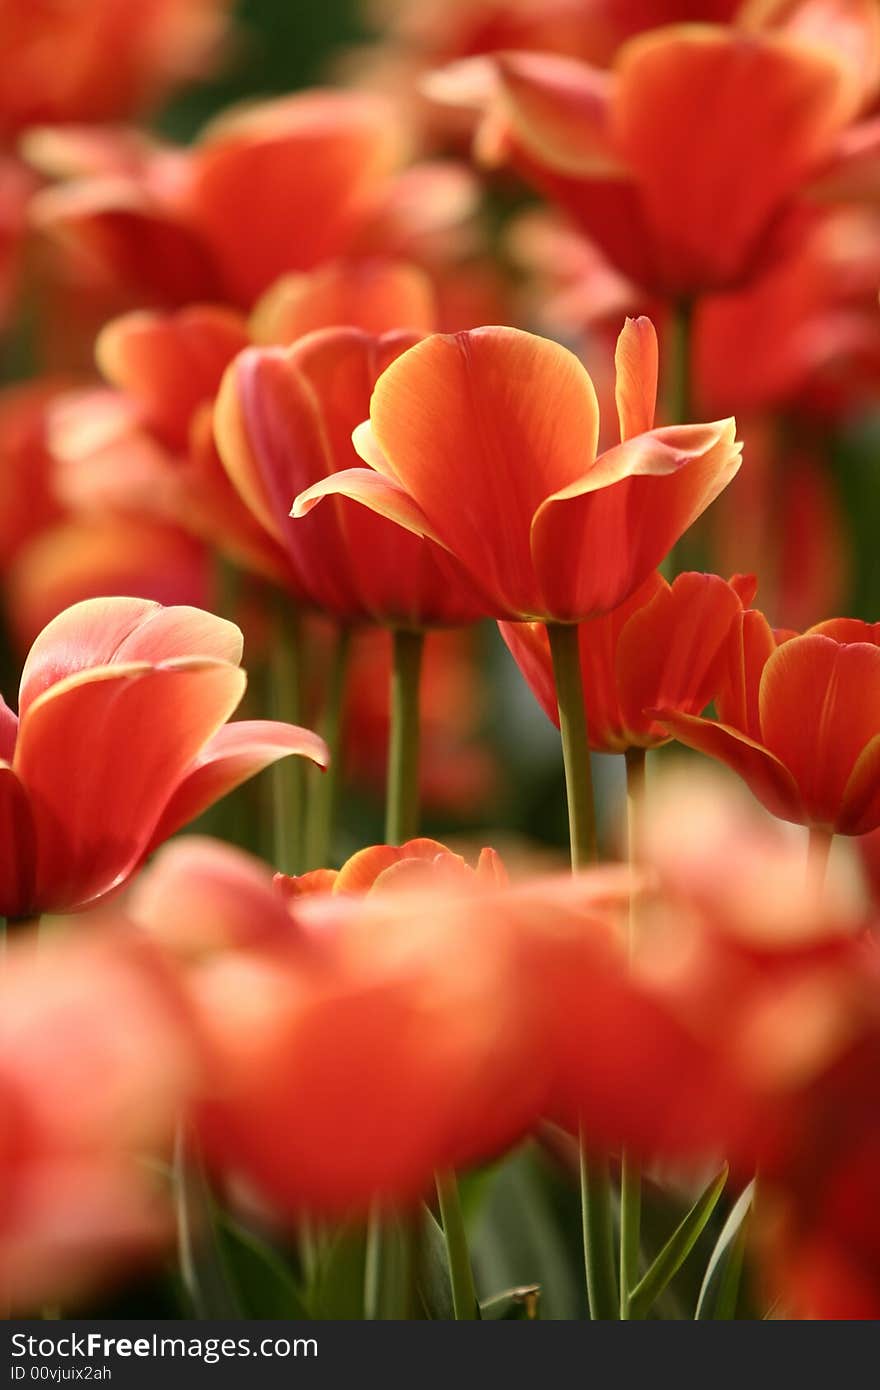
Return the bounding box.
[500,569,752,752]
[0,596,327,918]
[216,326,486,626]
[659,613,880,833]
[453,14,878,295]
[293,317,741,621]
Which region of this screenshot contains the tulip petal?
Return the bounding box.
[715,608,782,740]
[495,51,623,176]
[613,28,854,290]
[658,710,803,823]
[617,573,745,741]
[148,719,329,850]
[19,597,243,718]
[759,634,880,826]
[0,697,17,762]
[96,306,248,447]
[531,420,741,620]
[250,260,436,345]
[367,327,601,617]
[15,660,246,913]
[839,735,880,835]
[614,316,658,440]
[132,837,298,954]
[0,764,37,919]
[291,466,441,541]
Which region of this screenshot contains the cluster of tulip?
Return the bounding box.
[1,0,880,1324]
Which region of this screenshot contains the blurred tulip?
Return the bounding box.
[500,569,752,752]
[0,926,200,1312]
[131,835,563,1216]
[294,318,741,621]
[0,379,66,576]
[0,596,327,918]
[28,93,491,315]
[447,13,880,295]
[218,326,485,626]
[659,613,880,834]
[0,0,229,136]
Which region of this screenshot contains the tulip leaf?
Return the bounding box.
[308,1225,369,1320]
[480,1285,542,1320]
[215,1216,310,1320]
[695,1180,754,1320]
[416,1206,455,1321]
[628,1166,728,1321]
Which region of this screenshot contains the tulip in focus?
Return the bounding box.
[293,317,742,621]
[0,596,327,919]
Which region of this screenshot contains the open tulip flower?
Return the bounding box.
[445,8,880,296]
[0,596,327,919]
[500,569,754,752]
[216,326,486,626]
[659,613,880,835]
[292,317,742,622]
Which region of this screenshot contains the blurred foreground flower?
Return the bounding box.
[0,596,327,918]
[0,925,199,1312]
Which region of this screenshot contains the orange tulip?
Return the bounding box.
[0,596,327,918]
[452,13,879,295]
[29,92,486,314]
[500,569,752,752]
[0,926,199,1312]
[216,326,486,626]
[659,613,880,833]
[293,317,741,621]
[0,0,229,135]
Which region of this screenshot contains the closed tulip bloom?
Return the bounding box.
[500,570,753,752]
[293,317,742,622]
[216,326,485,626]
[659,613,880,834]
[0,596,327,919]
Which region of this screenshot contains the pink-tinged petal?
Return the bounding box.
[132,837,297,955]
[0,764,36,919]
[614,316,658,441]
[19,597,242,718]
[657,710,804,823]
[531,420,741,620]
[758,634,880,825]
[15,660,246,914]
[147,720,328,850]
[495,52,623,177]
[715,607,782,739]
[617,572,745,741]
[740,0,880,113]
[367,327,601,618]
[0,697,17,762]
[250,260,436,345]
[214,347,298,544]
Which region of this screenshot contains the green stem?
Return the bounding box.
[305,626,352,869]
[620,746,646,1318]
[270,601,307,875]
[436,1171,479,1319]
[364,628,426,1318]
[174,1125,240,1319]
[547,622,617,1320]
[385,628,424,845]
